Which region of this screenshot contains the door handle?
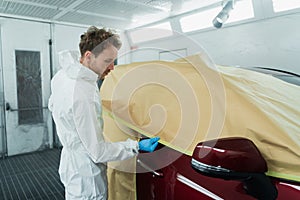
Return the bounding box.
[5,102,11,111]
[5,102,47,111]
[137,159,163,177]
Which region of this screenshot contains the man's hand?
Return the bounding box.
[138,137,160,152]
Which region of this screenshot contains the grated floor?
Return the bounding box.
[0,148,64,200]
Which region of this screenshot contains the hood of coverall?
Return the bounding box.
[58,50,98,82]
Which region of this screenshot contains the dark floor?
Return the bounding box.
[0,148,64,200]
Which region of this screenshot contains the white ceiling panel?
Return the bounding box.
[0,1,60,19]
[0,0,222,30]
[22,0,74,8]
[76,0,138,15]
[57,11,128,29]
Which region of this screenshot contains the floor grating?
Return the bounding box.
[0,148,64,200]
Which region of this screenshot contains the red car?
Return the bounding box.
[136,67,300,200]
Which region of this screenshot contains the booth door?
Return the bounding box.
[0,19,53,156]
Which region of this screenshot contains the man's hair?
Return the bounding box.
[79,26,122,57]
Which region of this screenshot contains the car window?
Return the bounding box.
[242,67,300,87]
[273,75,300,86]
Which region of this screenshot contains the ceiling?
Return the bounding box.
[0,0,221,30]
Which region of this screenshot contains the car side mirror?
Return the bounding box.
[191,137,277,200]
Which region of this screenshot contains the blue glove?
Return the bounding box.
[138,137,160,152]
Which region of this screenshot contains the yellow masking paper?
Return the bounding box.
[102,53,300,199]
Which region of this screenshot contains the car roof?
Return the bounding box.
[239,67,300,86]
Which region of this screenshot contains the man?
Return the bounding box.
[48,26,159,200]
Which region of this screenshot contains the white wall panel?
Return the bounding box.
[191,14,300,74]
[132,13,300,74]
[52,24,87,74]
[118,32,131,65]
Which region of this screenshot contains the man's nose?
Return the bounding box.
[108,62,114,70]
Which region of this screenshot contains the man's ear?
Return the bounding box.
[84,51,92,59]
[81,51,93,65]
[82,51,94,65]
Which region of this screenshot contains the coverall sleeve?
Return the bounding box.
[48,95,53,112]
[48,80,54,112]
[72,96,139,163]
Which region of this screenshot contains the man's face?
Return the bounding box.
[100,62,114,80]
[88,44,117,79]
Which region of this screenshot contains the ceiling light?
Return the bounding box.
[212,0,235,28]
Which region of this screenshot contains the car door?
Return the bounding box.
[137,141,300,200]
[136,144,255,200]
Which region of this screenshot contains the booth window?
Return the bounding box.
[129,22,173,44]
[180,8,219,32]
[272,0,300,12]
[15,50,43,125]
[180,0,254,32]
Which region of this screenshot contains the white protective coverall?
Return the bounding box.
[48,50,139,200]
